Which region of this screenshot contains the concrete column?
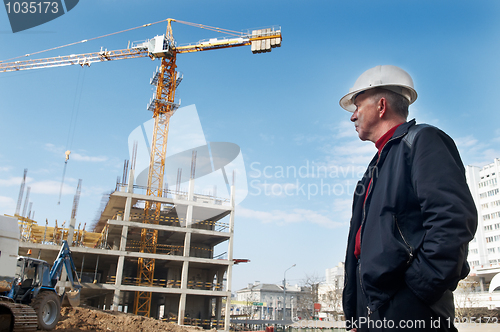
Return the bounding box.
[105,292,113,310]
[216,297,222,328]
[67,217,76,245]
[112,256,124,310]
[112,222,128,310]
[98,295,105,310]
[120,183,133,252]
[112,238,119,250]
[224,180,236,331]
[112,228,129,310]
[213,270,223,327]
[178,176,195,325]
[113,173,133,310]
[120,168,134,249]
[273,299,276,320]
[127,169,135,194]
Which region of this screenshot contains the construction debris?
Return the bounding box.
[54,306,211,332]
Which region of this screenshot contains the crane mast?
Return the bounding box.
[134,19,178,317]
[135,19,282,317]
[0,18,281,319]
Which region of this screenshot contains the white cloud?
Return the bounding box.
[332,198,353,224]
[237,206,343,229]
[455,134,500,167]
[455,135,478,149]
[408,107,441,128]
[293,121,359,147]
[334,120,359,139]
[30,180,74,195]
[0,196,15,212]
[44,143,61,154]
[0,176,30,187]
[80,184,112,198]
[44,143,107,163]
[323,138,375,173]
[317,120,376,169]
[248,181,298,197]
[71,153,107,162]
[0,167,11,172]
[331,139,374,158]
[0,176,77,198]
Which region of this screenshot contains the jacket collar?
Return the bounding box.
[366,119,416,170]
[393,118,416,138]
[364,119,416,177]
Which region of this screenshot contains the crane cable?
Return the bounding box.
[174,19,243,37]
[0,19,242,63]
[57,67,86,205]
[57,151,71,205]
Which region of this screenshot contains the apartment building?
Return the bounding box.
[466,158,500,294]
[234,281,302,321]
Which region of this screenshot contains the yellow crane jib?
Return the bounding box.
[135,25,281,57]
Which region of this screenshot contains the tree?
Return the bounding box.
[318,283,343,319]
[454,276,481,319]
[296,274,323,320]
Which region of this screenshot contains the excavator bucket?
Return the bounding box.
[63,289,80,307]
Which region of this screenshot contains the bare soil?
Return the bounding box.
[52,306,211,332]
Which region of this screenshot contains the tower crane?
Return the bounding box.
[0,18,282,318]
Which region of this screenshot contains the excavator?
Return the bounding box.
[0,215,81,331]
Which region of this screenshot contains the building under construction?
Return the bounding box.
[2,18,281,331]
[14,164,237,329]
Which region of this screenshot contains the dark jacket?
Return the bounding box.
[343,119,477,322]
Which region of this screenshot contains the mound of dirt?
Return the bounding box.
[53,306,210,332]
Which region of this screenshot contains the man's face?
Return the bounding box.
[350,91,380,142]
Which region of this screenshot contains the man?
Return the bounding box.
[340,65,477,331]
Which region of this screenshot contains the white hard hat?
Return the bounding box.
[339,65,417,112]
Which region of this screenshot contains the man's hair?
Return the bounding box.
[368,87,409,119]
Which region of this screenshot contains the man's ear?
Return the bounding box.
[378,97,387,118]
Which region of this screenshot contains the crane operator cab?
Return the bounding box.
[147,35,172,58]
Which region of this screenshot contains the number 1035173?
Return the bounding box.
[5,2,59,14]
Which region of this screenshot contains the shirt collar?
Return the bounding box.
[375,123,404,153]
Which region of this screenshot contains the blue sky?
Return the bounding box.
[1,1,500,292]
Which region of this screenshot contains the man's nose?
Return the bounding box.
[350,111,357,122]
